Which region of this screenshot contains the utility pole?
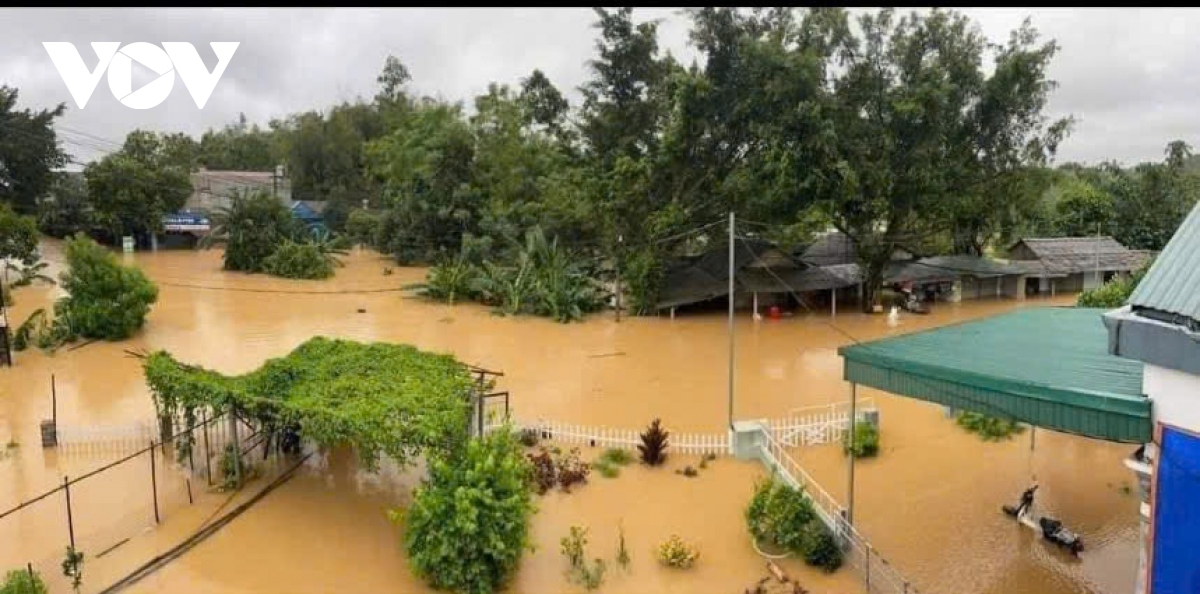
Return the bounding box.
[615,234,623,323]
[273,164,283,201]
[727,212,736,430]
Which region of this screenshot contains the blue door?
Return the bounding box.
[1152,425,1200,593]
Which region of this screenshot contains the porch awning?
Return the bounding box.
[839,307,1151,443]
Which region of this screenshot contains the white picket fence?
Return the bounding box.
[491,419,731,456]
[768,398,877,447]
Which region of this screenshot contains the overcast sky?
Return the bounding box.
[1,8,1194,169]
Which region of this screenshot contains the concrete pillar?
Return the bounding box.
[1052,279,1057,297]
[831,289,837,318]
[996,276,1001,298]
[753,292,759,317]
[730,420,768,460]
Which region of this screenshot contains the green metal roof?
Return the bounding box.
[839,307,1151,443]
[1129,201,1200,327]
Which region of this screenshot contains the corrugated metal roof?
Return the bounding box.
[1129,201,1200,326]
[800,231,858,266]
[1009,236,1148,274]
[840,307,1150,443]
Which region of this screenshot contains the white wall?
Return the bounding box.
[1145,364,1200,431]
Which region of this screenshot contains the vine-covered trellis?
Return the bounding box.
[141,337,479,472]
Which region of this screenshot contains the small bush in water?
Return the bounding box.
[843,421,880,458]
[955,411,1026,441]
[0,568,49,594]
[262,240,336,280]
[656,534,700,569]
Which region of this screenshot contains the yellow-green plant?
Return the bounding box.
[656,534,699,569]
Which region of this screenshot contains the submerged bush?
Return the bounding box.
[0,568,49,594]
[262,240,335,280]
[843,421,880,458]
[396,427,534,594]
[746,478,843,571]
[955,411,1026,441]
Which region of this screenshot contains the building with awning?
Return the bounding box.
[839,306,1151,443]
[654,238,860,316]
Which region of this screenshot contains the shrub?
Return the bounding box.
[0,568,48,594]
[656,535,699,569]
[638,418,669,466]
[1077,258,1153,308]
[802,527,844,573]
[746,479,817,554]
[0,203,40,265]
[203,190,298,273]
[262,240,335,280]
[616,523,631,569]
[345,208,382,248]
[55,234,158,341]
[594,460,619,478]
[955,411,1026,441]
[517,428,540,448]
[396,427,534,594]
[599,448,632,466]
[527,447,557,495]
[559,526,606,590]
[555,447,590,492]
[843,421,880,458]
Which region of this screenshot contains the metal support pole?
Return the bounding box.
[727,212,736,431]
[615,234,623,323]
[51,374,57,428]
[831,289,837,317]
[64,476,75,549]
[149,440,160,524]
[866,545,872,590]
[848,382,857,526]
[186,478,193,505]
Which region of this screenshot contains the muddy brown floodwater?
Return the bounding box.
[0,239,1139,594]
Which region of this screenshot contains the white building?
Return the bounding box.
[1104,200,1200,594]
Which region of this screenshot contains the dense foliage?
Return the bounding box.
[395,426,535,594]
[201,189,299,272]
[746,478,844,572]
[638,418,669,465]
[955,411,1027,441]
[415,227,604,322]
[843,421,880,458]
[200,189,345,279]
[1077,257,1154,308]
[56,234,159,340]
[262,240,336,280]
[142,337,475,469]
[0,568,48,594]
[83,130,192,242]
[11,9,1199,312]
[0,85,66,213]
[13,235,158,351]
[0,203,40,264]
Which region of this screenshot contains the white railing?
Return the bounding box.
[761,432,920,594]
[57,420,157,451]
[488,419,730,456]
[769,398,877,447]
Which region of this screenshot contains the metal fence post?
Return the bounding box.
[149,440,160,524]
[202,410,212,486]
[63,476,75,549]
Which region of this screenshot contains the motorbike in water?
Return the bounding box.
[1002,485,1084,556]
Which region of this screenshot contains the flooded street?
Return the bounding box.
[0,240,1139,594]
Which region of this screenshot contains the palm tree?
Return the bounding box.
[6,261,55,287]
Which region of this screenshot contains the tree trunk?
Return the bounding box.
[859,258,887,314]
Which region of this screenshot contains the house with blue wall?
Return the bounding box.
[1105,199,1200,594]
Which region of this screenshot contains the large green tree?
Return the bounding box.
[84,130,192,241]
[0,86,67,213]
[797,9,1071,310]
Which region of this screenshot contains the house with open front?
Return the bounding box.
[1008,236,1151,295]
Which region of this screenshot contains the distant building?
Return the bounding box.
[187,167,290,212]
[1008,237,1150,295]
[1104,200,1200,594]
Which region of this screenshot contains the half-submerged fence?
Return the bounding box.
[0,410,266,592]
[761,432,920,594]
